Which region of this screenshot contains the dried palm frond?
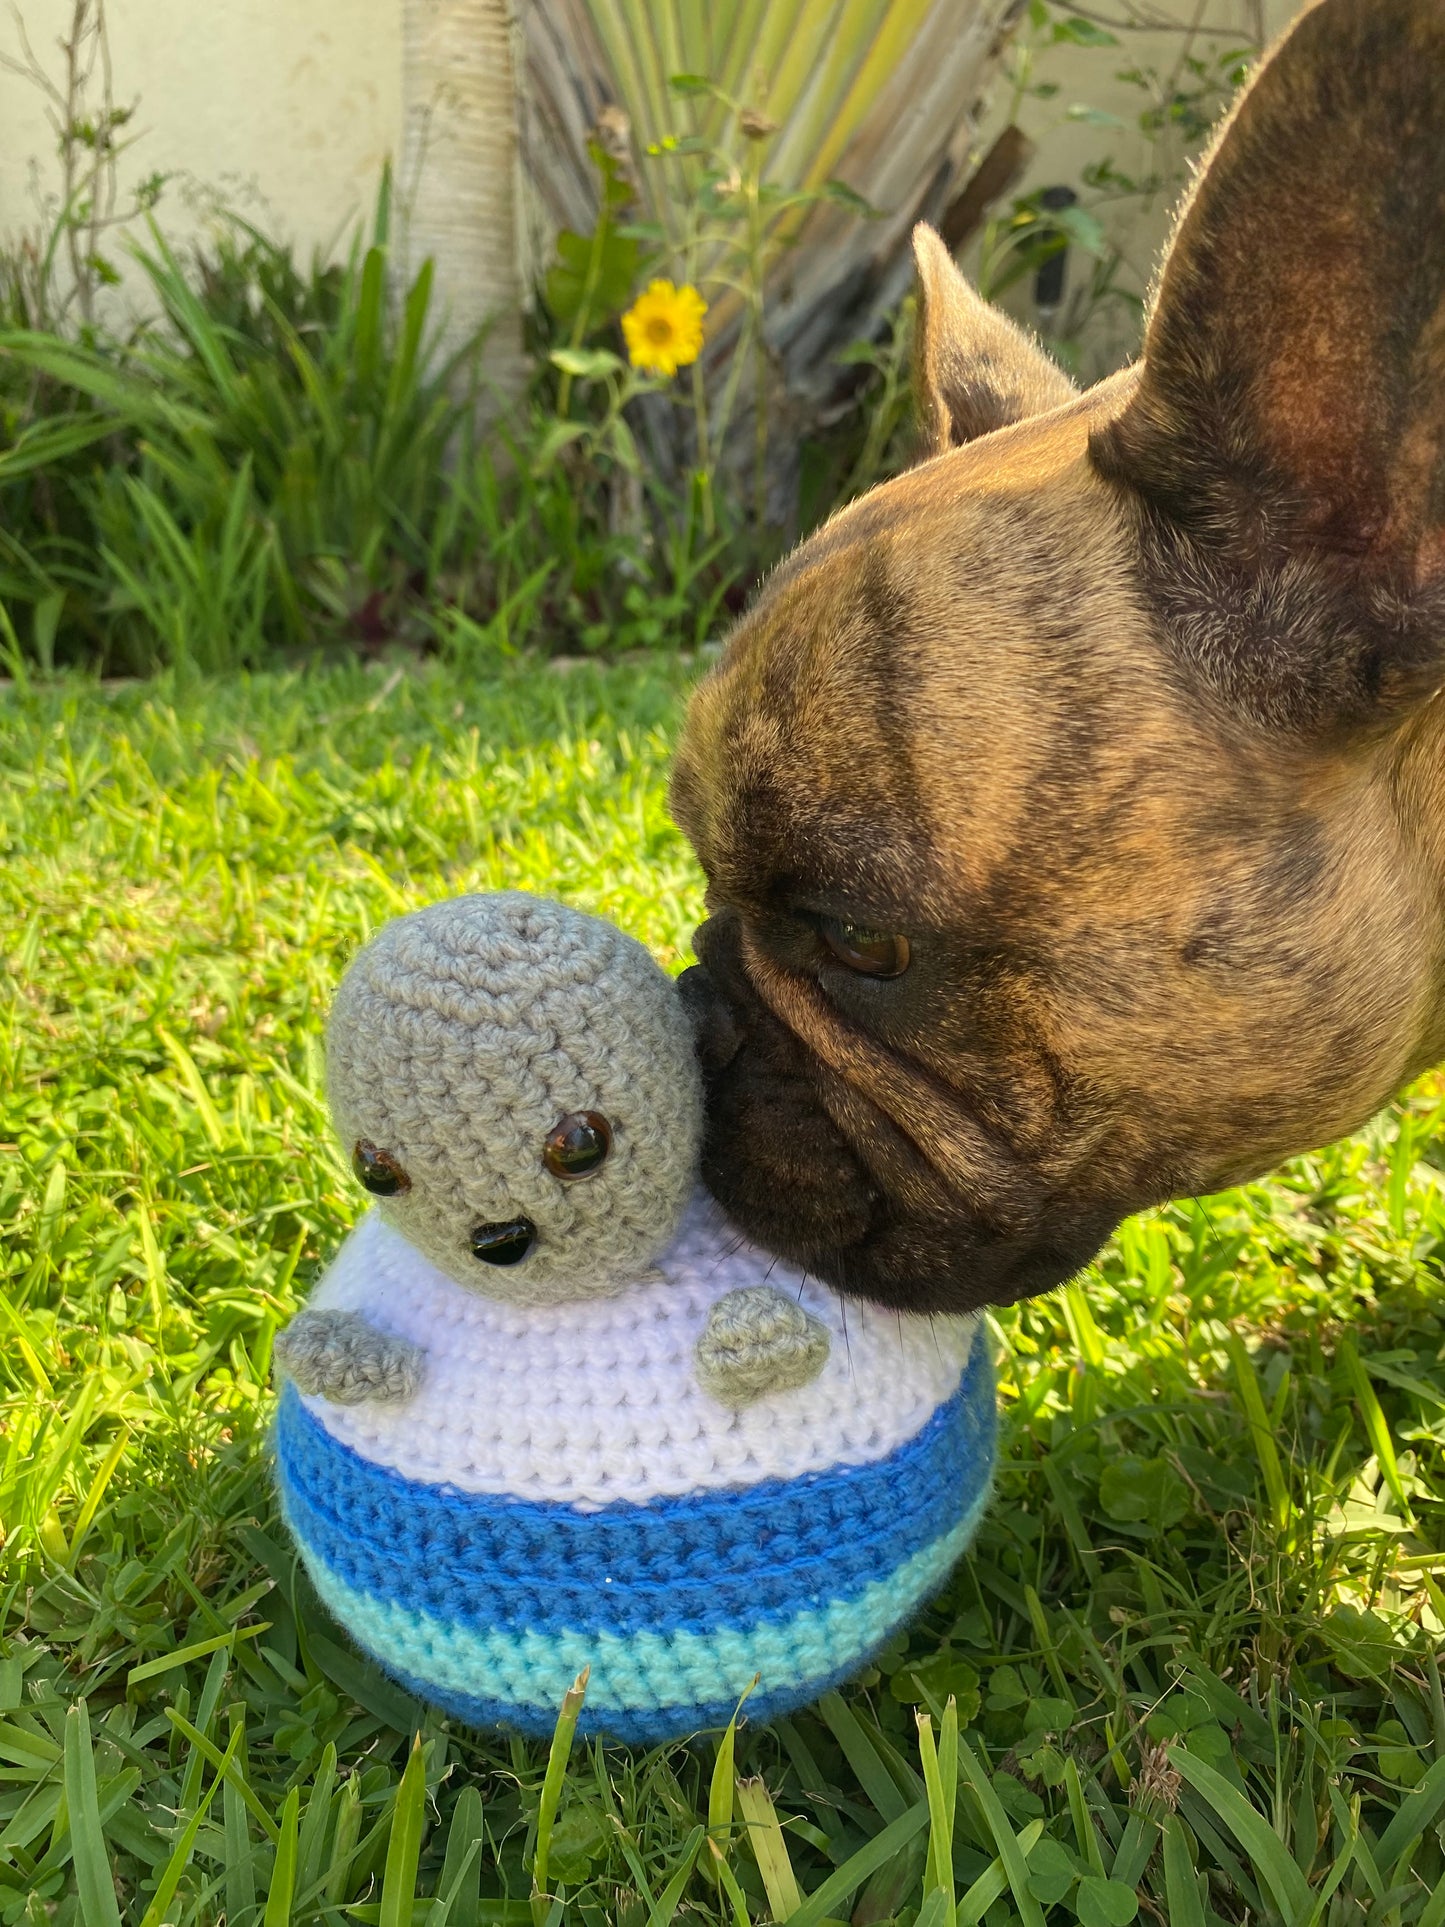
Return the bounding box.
[519,0,1027,410]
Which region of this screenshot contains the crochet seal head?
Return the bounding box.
[325,893,702,1302]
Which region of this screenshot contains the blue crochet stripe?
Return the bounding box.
[292,1488,993,1741]
[274,1344,995,1641]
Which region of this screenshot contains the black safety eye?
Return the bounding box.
[470,1217,536,1266]
[543,1111,612,1180]
[353,1140,411,1196]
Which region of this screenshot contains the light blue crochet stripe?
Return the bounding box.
[295,1484,991,1723]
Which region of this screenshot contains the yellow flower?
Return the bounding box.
[622,280,707,378]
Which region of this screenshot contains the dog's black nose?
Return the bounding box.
[677,964,742,1072]
[470,1218,536,1265]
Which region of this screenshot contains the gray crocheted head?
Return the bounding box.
[326,893,703,1303]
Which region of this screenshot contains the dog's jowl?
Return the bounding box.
[672,0,1445,1315]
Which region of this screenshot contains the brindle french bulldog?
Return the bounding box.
[671,0,1445,1315]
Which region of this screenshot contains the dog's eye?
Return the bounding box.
[543,1111,612,1179]
[353,1140,411,1195]
[819,920,911,978]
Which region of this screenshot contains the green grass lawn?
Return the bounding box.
[4,657,1445,1927]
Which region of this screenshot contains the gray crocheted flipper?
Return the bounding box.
[694,1285,831,1406]
[274,1307,424,1406]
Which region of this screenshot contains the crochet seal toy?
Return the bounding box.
[272,893,995,1742]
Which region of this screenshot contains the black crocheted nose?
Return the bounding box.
[469,1218,536,1266]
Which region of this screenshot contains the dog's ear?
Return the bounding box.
[912,223,1076,457]
[1092,0,1445,735]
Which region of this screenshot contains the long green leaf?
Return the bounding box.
[1338,1334,1415,1522]
[647,1825,704,1927]
[816,1691,912,1822]
[1168,1746,1309,1923]
[1375,1752,1445,1865]
[380,1736,429,1927]
[1226,1333,1293,1529]
[735,1776,801,1921]
[264,1785,300,1927]
[917,1708,955,1921]
[703,1705,743,1885]
[139,1724,243,1927]
[1160,1815,1205,1927]
[436,1787,485,1927]
[63,1702,121,1927]
[953,1742,1046,1927]
[531,1668,588,1925]
[957,1822,1044,1927]
[0,412,117,480]
[787,1802,929,1927]
[1419,1872,1445,1927]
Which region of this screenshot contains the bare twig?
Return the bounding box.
[2,0,148,328]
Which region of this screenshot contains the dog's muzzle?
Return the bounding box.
[679,916,1115,1315]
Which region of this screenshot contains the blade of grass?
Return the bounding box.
[1375,1753,1445,1864]
[1160,1815,1205,1927]
[138,1723,243,1927]
[735,1775,802,1921]
[64,1429,129,1567]
[531,1667,588,1926]
[63,1702,121,1927]
[435,1787,485,1927]
[156,1024,229,1151]
[296,1743,339,1899]
[168,1705,281,1843]
[917,1704,957,1920]
[380,1736,428,1927]
[1065,1759,1106,1878]
[786,1801,930,1927]
[1298,1799,1358,1927]
[325,1776,365,1906]
[708,1839,754,1927]
[1226,1331,1293,1530]
[128,1622,269,1686]
[1420,1872,1445,1927]
[646,1824,704,1927]
[702,1694,747,1884]
[816,1691,911,1822]
[958,1821,1045,1927]
[263,1785,300,1927]
[1338,1334,1415,1524]
[953,1738,1046,1927]
[1168,1745,1309,1923]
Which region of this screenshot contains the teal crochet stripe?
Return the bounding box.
[289,1486,992,1741]
[275,1344,994,1641]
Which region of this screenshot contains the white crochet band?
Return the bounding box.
[301,1187,980,1508]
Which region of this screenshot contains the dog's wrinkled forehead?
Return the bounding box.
[673,394,1166,927]
[678,537,934,894]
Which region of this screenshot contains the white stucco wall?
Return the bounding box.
[0,0,403,271]
[0,0,523,385]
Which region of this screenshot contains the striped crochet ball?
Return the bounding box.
[274,1190,996,1743]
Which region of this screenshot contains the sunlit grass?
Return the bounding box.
[4,656,1445,1926]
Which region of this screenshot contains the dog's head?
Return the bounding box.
[671,0,1445,1314]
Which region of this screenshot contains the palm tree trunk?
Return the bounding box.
[401,0,527,395]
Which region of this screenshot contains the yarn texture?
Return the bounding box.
[273,892,997,1743]
[326,893,702,1301]
[694,1284,832,1404]
[274,1307,422,1405]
